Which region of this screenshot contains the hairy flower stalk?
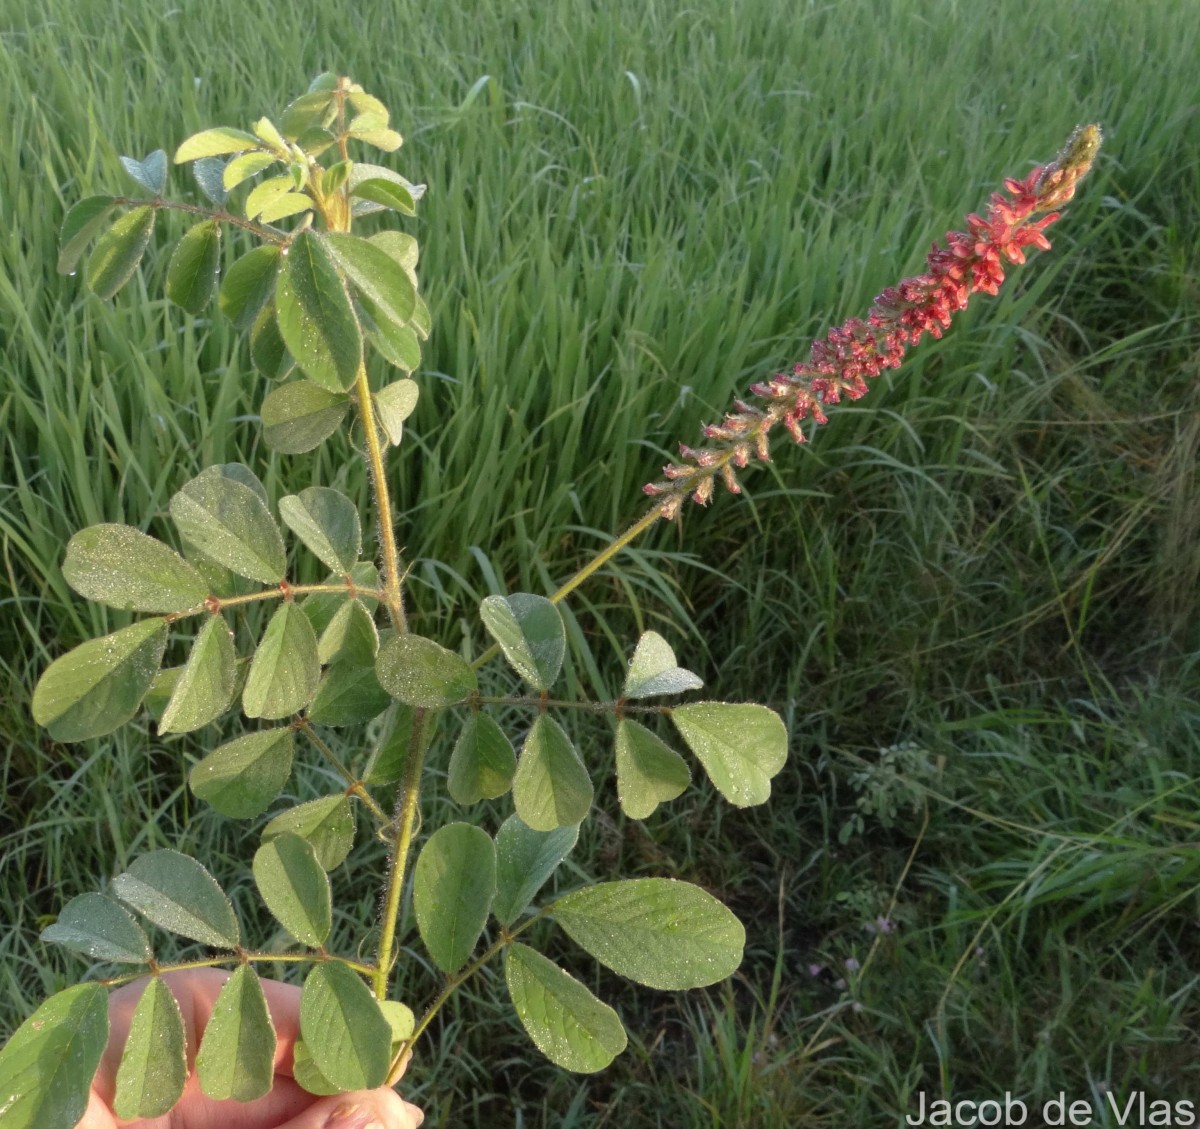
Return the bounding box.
[643,125,1102,516]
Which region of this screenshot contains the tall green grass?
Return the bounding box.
[2,0,1198,1123]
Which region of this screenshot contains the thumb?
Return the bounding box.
[275,1090,425,1129]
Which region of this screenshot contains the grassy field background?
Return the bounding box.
[2,0,1199,1124]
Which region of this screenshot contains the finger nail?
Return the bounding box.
[325,1103,384,1129]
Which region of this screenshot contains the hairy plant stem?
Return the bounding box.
[385,909,548,1085]
[354,363,408,635]
[372,707,430,1000]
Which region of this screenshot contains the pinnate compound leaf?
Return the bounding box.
[480,594,566,691]
[32,618,167,742]
[40,892,152,964]
[279,487,361,575]
[62,523,207,612]
[373,379,419,445]
[195,966,275,1102]
[375,633,477,709]
[300,964,389,1091]
[512,715,593,832]
[493,815,578,926]
[86,205,155,300]
[113,977,186,1120]
[220,245,281,329]
[112,849,240,949]
[175,127,261,162]
[275,231,362,392]
[505,943,627,1073]
[671,702,788,807]
[261,380,348,453]
[0,983,108,1129]
[553,878,744,990]
[192,157,227,205]
[170,465,286,584]
[614,718,690,819]
[243,603,320,719]
[166,220,221,314]
[58,195,116,275]
[190,728,294,818]
[159,614,237,734]
[623,631,704,699]
[263,795,354,870]
[253,832,331,946]
[413,823,496,973]
[324,233,416,328]
[447,711,516,805]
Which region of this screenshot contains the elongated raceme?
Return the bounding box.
[643,125,1102,516]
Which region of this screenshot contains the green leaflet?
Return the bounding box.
[373,378,420,441]
[307,656,390,727]
[447,711,516,805]
[113,977,186,1120]
[324,232,416,328]
[505,943,626,1073]
[31,618,167,742]
[243,602,320,719]
[253,832,331,947]
[622,631,704,699]
[223,150,279,190]
[195,966,276,1102]
[189,728,294,818]
[263,795,355,870]
[118,150,167,194]
[413,823,496,973]
[480,593,566,691]
[279,486,361,574]
[375,633,477,708]
[192,157,228,205]
[111,849,240,949]
[552,878,744,990]
[58,195,116,275]
[492,815,578,927]
[512,714,593,832]
[159,614,237,734]
[175,126,261,162]
[261,380,349,454]
[614,718,690,819]
[62,523,208,613]
[275,230,362,392]
[251,298,296,379]
[300,964,390,1091]
[0,983,108,1129]
[317,598,377,666]
[670,702,788,807]
[350,177,417,215]
[219,244,280,329]
[40,892,152,964]
[170,464,287,584]
[166,220,221,314]
[86,205,155,300]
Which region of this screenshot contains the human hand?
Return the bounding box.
[75,968,424,1129]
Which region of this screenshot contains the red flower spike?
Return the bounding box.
[641,125,1100,507]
